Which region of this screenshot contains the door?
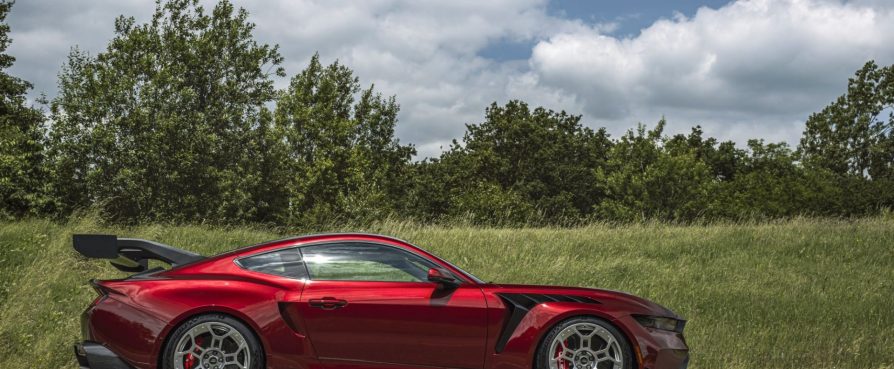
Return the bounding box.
[295,242,488,369]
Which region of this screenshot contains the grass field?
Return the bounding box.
[0,216,892,369]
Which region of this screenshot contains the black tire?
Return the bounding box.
[536,316,634,369]
[162,313,264,369]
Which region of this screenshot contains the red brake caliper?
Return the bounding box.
[184,352,196,369]
[554,339,571,369]
[184,336,203,369]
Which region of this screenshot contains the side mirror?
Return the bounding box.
[427,268,460,289]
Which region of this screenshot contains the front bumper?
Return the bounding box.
[616,315,689,369]
[649,348,689,369]
[74,342,133,369]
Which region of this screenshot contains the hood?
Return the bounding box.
[484,283,682,319]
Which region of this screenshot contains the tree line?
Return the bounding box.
[1,0,892,226]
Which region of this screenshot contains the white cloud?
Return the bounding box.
[233,0,591,158]
[527,0,894,145]
[7,0,156,95]
[7,0,894,158]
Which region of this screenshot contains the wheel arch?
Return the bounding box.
[531,313,641,369]
[155,308,268,369]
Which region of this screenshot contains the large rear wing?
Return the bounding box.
[73,234,204,273]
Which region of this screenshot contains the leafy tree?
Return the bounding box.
[446,182,536,226]
[19,0,894,225]
[709,140,811,218]
[800,61,894,179]
[47,0,284,222]
[595,120,714,222]
[420,101,611,223]
[665,126,744,181]
[274,54,414,225]
[0,0,47,219]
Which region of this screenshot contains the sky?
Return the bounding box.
[7,0,894,158]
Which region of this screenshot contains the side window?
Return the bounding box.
[238,248,308,279]
[301,243,441,282]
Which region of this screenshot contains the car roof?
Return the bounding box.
[224,232,419,257]
[162,232,484,284]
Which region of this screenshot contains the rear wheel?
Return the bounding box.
[162,314,263,369]
[536,316,633,369]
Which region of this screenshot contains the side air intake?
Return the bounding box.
[494,293,600,353]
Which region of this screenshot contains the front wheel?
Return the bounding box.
[162,314,264,369]
[536,316,634,369]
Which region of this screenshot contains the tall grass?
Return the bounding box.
[0,217,892,369]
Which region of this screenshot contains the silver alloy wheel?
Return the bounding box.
[173,321,251,369]
[548,323,623,369]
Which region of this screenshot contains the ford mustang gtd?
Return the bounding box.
[72,233,689,369]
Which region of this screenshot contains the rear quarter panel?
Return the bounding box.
[93,259,309,369]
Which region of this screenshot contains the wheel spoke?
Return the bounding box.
[598,337,615,354]
[575,324,593,336]
[177,334,194,354]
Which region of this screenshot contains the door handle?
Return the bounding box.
[309,297,348,310]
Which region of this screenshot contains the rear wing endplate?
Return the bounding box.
[73,234,204,273]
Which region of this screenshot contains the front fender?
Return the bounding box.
[491,303,639,369]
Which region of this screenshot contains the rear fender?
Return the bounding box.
[147,280,312,369]
[155,306,267,367]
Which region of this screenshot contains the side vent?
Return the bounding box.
[495,294,599,353]
[278,302,304,334]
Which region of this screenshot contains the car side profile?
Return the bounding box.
[73,233,689,369]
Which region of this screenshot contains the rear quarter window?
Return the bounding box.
[237,248,308,279]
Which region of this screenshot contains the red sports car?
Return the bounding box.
[72,233,689,369]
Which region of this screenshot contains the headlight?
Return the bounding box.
[634,315,686,333]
